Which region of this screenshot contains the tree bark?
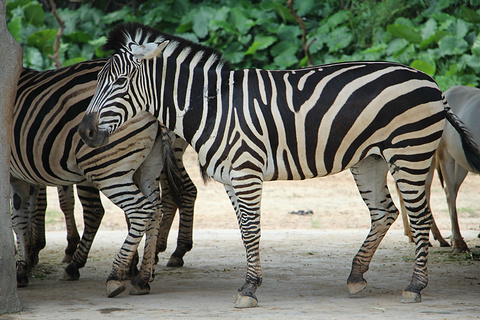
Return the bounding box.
[0,0,22,313]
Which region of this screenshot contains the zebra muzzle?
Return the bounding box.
[78,112,109,148]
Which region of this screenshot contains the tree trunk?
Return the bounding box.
[0,0,22,313]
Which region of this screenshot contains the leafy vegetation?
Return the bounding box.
[6,0,480,90]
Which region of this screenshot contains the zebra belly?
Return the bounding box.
[10,156,85,187]
[218,114,443,183]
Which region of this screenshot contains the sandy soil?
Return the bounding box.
[3,146,480,319]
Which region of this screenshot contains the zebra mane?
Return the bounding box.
[105,22,230,69]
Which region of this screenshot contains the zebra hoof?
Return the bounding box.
[438,240,451,248]
[106,280,127,298]
[347,274,367,295]
[64,263,80,281]
[30,253,40,267]
[166,255,184,268]
[129,281,150,295]
[234,292,258,308]
[347,280,367,294]
[401,290,421,303]
[17,274,29,288]
[451,242,469,253]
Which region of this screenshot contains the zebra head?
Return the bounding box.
[78,23,170,148]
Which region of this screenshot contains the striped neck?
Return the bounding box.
[150,45,230,151]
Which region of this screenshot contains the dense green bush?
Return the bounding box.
[6,0,480,90]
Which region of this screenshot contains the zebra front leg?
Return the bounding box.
[225,178,263,308]
[347,156,399,294]
[64,184,105,281]
[106,213,153,297]
[99,183,157,297]
[130,212,161,295]
[130,157,163,295]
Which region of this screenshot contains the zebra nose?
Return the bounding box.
[78,113,101,147]
[85,128,96,139]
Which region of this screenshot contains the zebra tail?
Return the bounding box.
[198,162,211,185]
[160,126,184,208]
[444,102,480,172]
[435,159,445,189]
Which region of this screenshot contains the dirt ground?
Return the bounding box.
[3,146,480,319]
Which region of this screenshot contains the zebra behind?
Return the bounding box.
[12,61,197,295]
[78,23,480,307]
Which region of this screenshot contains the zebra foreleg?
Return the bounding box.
[130,213,161,295]
[225,178,263,309]
[129,150,163,295]
[105,205,155,298]
[347,156,399,295]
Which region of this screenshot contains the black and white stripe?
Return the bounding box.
[11,60,196,295]
[79,23,480,306]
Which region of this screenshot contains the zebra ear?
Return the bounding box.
[131,41,170,62]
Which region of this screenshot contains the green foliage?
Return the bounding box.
[6,0,480,90]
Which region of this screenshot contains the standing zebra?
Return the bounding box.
[78,23,480,307]
[11,60,197,296]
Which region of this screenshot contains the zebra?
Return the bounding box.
[77,23,480,307]
[11,61,197,296]
[11,111,172,294]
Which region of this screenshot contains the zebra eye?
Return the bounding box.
[114,77,128,87]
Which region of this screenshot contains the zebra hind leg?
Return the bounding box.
[224,178,264,308]
[347,155,399,295]
[155,181,177,263]
[30,186,47,267]
[64,184,105,281]
[391,161,433,303]
[156,166,196,268]
[56,185,80,263]
[10,178,37,287]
